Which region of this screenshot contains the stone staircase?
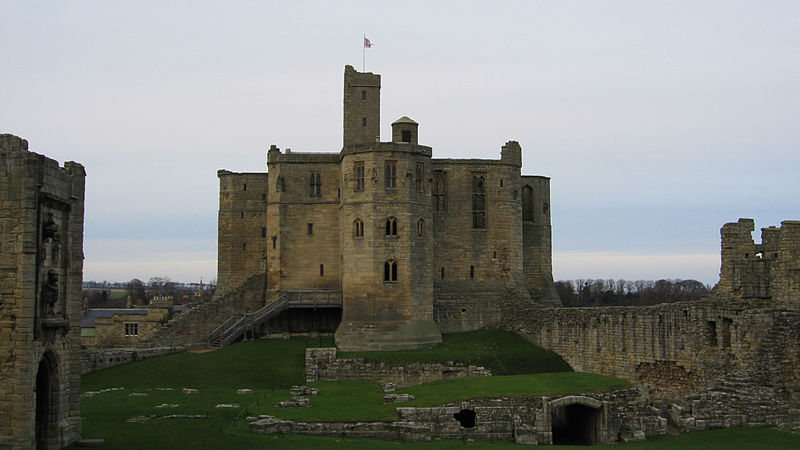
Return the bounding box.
[208,294,288,348]
[142,274,267,348]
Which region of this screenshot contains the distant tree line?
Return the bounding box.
[554,279,712,307]
[83,276,216,308]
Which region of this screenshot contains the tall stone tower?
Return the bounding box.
[0,134,85,449]
[343,65,381,147]
[336,67,442,351]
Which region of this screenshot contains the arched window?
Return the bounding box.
[385,217,398,236]
[417,219,425,237]
[353,218,364,237]
[384,260,398,282]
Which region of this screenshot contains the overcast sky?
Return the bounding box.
[2,1,798,285]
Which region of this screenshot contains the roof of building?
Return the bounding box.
[81,308,147,328]
[392,116,417,125]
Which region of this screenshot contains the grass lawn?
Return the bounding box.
[340,329,572,375]
[73,334,800,449]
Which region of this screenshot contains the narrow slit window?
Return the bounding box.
[432,171,447,211]
[310,171,322,197]
[415,163,424,192]
[472,173,486,229]
[470,265,475,278]
[353,219,364,237]
[385,161,397,189]
[354,162,365,192]
[384,260,398,282]
[307,223,313,235]
[417,219,425,237]
[320,264,324,277]
[362,117,367,127]
[385,217,398,236]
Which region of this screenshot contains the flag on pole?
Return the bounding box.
[364,37,373,48]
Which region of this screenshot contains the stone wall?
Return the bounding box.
[305,348,490,387]
[716,218,800,304]
[506,298,800,400]
[81,346,181,374]
[250,388,664,444]
[0,134,85,449]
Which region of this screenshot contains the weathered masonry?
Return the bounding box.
[0,135,85,449]
[217,65,559,350]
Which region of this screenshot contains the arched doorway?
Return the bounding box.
[36,351,59,449]
[550,397,601,445]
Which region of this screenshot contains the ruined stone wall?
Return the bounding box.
[217,171,267,293]
[305,348,490,387]
[0,134,84,449]
[81,346,180,374]
[93,308,169,349]
[716,218,800,305]
[250,389,664,445]
[509,298,800,400]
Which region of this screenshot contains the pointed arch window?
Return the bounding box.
[385,217,398,236]
[384,260,398,282]
[417,218,425,237]
[353,218,364,238]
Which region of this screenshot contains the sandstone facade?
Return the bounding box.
[0,134,85,449]
[217,65,559,350]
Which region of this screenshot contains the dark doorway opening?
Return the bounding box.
[551,403,600,445]
[453,409,476,428]
[36,351,59,449]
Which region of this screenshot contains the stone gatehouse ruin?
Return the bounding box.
[215,65,560,350]
[0,134,85,449]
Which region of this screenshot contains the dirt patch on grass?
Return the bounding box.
[188,348,219,354]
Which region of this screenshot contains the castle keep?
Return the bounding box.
[217,66,559,350]
[0,135,85,449]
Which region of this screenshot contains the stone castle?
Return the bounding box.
[216,65,560,350]
[0,135,85,449]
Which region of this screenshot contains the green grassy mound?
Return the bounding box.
[74,334,800,449]
[340,329,572,374]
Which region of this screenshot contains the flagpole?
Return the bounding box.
[362,34,366,71]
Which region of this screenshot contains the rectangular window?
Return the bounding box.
[415,163,424,192]
[320,264,324,277]
[354,162,365,192]
[361,90,367,100]
[261,227,267,238]
[362,117,367,127]
[472,173,486,229]
[310,171,321,197]
[432,171,447,211]
[307,223,314,235]
[385,161,397,189]
[124,323,138,337]
[402,130,412,143]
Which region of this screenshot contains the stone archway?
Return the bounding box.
[35,351,60,450]
[549,396,602,445]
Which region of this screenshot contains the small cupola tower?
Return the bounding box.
[392,116,418,144]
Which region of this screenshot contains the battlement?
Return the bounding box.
[717,218,800,304]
